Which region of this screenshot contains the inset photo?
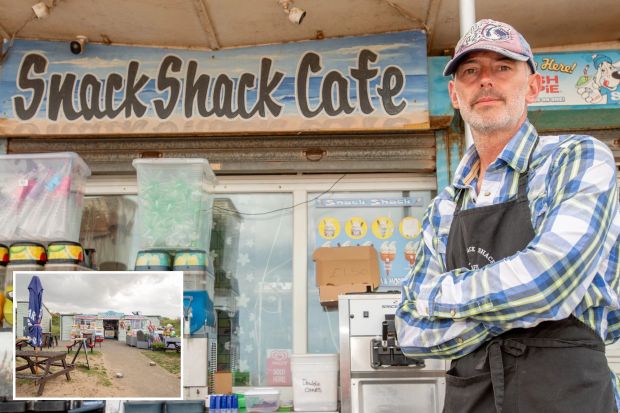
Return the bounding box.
[12,271,183,399]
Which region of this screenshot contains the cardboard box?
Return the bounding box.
[214,372,232,394]
[312,246,380,306]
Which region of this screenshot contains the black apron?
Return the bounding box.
[443,145,616,413]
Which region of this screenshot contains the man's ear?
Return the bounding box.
[525,72,542,104]
[448,79,460,109]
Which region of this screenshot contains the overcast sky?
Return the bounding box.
[14,272,182,318]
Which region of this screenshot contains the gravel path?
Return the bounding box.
[100,338,181,397]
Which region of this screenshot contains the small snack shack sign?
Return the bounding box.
[0,31,429,136]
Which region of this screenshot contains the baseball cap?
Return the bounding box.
[443,19,536,76]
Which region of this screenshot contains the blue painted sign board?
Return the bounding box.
[0,31,430,136]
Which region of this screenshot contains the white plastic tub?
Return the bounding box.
[291,353,339,412]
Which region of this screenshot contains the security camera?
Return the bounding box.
[70,35,88,55]
[31,2,50,19]
[288,7,306,24]
[278,0,306,25]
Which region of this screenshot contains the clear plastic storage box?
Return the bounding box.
[243,388,280,412]
[133,158,216,250]
[0,152,91,242]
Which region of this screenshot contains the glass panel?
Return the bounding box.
[78,192,294,386]
[79,195,139,270]
[307,190,432,353]
[211,194,293,387]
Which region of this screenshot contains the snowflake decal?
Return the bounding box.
[237,294,250,308]
[237,253,250,267]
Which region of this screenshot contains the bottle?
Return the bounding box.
[209,394,219,412]
[215,394,226,413]
[221,395,230,413]
[231,394,239,413]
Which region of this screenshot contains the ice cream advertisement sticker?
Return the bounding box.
[372,216,395,239]
[399,216,421,239]
[345,217,367,239]
[318,218,340,240]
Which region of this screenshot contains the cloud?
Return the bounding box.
[51,57,129,69]
[18,49,47,56]
[14,272,182,318]
[320,42,414,58]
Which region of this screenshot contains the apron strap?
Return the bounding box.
[474,335,604,413]
[454,188,466,213]
[516,135,539,201]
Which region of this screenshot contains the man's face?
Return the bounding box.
[448,51,541,136]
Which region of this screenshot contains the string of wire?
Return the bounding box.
[211,174,347,216]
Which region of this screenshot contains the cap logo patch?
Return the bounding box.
[481,23,511,41]
[458,21,511,52]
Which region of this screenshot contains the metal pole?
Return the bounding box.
[459,0,476,149]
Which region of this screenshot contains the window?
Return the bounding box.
[79,190,294,387]
[211,194,293,386]
[307,190,432,353]
[80,195,139,271]
[81,173,434,385]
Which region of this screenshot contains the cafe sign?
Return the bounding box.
[0,31,429,136]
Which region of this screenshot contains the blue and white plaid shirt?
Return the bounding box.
[395,120,620,407]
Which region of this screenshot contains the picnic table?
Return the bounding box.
[15,350,74,396]
[163,337,181,352]
[66,338,91,369]
[42,333,59,348]
[15,334,58,351]
[15,337,30,350]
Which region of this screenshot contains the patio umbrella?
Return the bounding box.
[27,276,44,350]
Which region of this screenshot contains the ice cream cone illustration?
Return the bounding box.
[380,241,397,276]
[405,241,416,267]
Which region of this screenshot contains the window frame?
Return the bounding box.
[85,173,436,355]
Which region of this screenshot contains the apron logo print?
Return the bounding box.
[466,245,496,265]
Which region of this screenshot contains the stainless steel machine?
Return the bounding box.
[339,292,447,413]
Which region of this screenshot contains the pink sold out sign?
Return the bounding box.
[266,349,291,386]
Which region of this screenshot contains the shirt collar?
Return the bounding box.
[452,120,538,188]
